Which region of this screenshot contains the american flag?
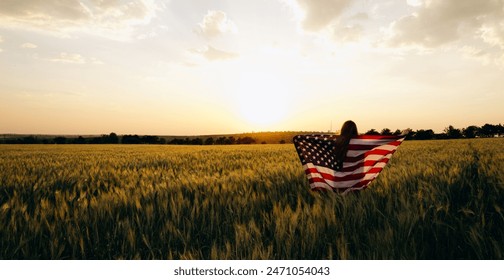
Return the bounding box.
[293,134,405,193]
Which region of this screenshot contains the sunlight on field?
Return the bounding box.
[1,139,503,259]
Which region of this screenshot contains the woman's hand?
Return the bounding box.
[400,129,412,136]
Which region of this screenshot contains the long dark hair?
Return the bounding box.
[334,120,358,170]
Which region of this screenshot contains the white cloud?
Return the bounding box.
[191,45,239,61]
[49,52,86,64]
[383,0,504,66]
[292,0,353,32]
[387,0,504,48]
[459,45,492,65]
[90,57,104,65]
[406,0,423,7]
[0,0,158,39]
[195,10,237,39]
[21,43,38,49]
[332,24,363,42]
[480,23,504,50]
[0,35,3,42]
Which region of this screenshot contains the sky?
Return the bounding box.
[0,0,503,135]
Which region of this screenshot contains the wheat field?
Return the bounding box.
[1,138,503,259]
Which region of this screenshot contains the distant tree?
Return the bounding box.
[142,135,160,144]
[23,136,39,144]
[108,132,119,144]
[237,136,256,144]
[365,129,380,135]
[53,136,67,144]
[444,125,462,139]
[480,123,497,137]
[169,138,183,145]
[221,136,236,145]
[279,139,286,144]
[204,137,214,145]
[190,138,203,145]
[122,135,141,144]
[497,124,504,136]
[414,129,435,140]
[73,136,86,144]
[381,128,392,135]
[392,129,402,136]
[215,137,227,145]
[463,126,479,138]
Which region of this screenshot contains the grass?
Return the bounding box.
[1,138,503,259]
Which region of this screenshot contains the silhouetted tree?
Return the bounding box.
[190,138,203,145]
[22,136,39,144]
[463,126,479,138]
[73,136,86,144]
[444,125,462,139]
[204,137,214,145]
[497,124,504,136]
[237,136,256,144]
[53,137,67,144]
[108,132,119,144]
[480,123,497,137]
[381,128,392,135]
[141,135,160,144]
[414,129,435,140]
[215,137,226,145]
[122,135,141,144]
[365,129,380,135]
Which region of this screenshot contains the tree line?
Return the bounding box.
[1,123,502,145]
[364,123,503,140]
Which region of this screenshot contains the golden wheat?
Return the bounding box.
[1,139,503,259]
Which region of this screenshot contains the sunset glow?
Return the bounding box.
[0,0,503,135]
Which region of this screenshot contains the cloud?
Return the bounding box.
[293,0,353,32]
[195,10,237,39]
[332,24,363,42]
[0,0,158,38]
[21,43,38,49]
[192,46,239,61]
[49,52,86,64]
[0,35,3,42]
[387,0,504,48]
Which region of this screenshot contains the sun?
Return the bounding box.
[235,69,290,128]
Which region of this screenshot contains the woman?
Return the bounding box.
[334,120,358,171]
